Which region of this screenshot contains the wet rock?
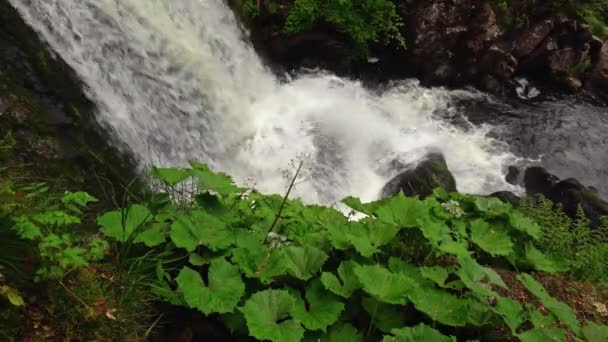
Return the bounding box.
[480,46,518,80]
[588,41,608,100]
[505,166,520,185]
[513,19,555,58]
[490,191,521,206]
[382,153,457,198]
[547,48,580,75]
[464,2,499,55]
[524,167,608,226]
[524,167,559,196]
[267,32,351,72]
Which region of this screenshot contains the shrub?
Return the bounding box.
[96,163,607,341]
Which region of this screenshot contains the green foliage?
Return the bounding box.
[96,163,608,341]
[520,196,608,284]
[283,0,405,56]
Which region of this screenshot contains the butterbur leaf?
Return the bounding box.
[232,246,287,283]
[170,218,199,252]
[189,162,241,196]
[408,287,468,326]
[320,261,361,298]
[151,167,194,186]
[457,256,497,296]
[176,259,245,315]
[375,193,428,228]
[134,222,168,247]
[362,297,405,333]
[482,266,508,289]
[355,264,416,304]
[292,280,344,331]
[509,211,542,240]
[420,266,450,287]
[321,323,362,342]
[170,211,233,252]
[518,327,566,341]
[523,242,568,273]
[284,245,328,280]
[189,253,208,266]
[98,205,151,242]
[348,221,398,257]
[417,218,452,245]
[474,197,511,216]
[222,311,248,335]
[517,273,581,335]
[469,218,513,256]
[240,289,304,342]
[382,323,455,342]
[493,297,526,333]
[582,322,608,341]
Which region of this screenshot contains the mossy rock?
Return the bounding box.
[382,153,457,198]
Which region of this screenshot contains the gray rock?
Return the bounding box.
[513,19,555,58]
[382,153,457,198]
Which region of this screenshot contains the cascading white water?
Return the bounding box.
[11,0,519,204]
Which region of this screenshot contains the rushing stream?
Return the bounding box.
[10,0,606,203]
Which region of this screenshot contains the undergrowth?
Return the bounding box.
[89,162,608,341]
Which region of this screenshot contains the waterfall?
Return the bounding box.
[10,0,519,204]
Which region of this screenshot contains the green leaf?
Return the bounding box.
[326,219,398,257]
[320,261,361,298]
[0,285,25,306]
[240,289,305,342]
[98,205,151,242]
[88,238,109,260]
[151,167,194,186]
[33,211,80,226]
[493,297,526,332]
[232,246,287,283]
[284,245,328,280]
[13,216,42,240]
[134,222,167,247]
[170,211,233,252]
[189,162,242,196]
[176,259,245,315]
[408,287,468,326]
[420,266,450,287]
[61,191,98,212]
[517,273,581,335]
[292,280,344,331]
[382,323,455,342]
[320,323,363,342]
[361,297,405,333]
[518,327,567,341]
[375,193,428,228]
[457,256,497,297]
[355,264,417,304]
[417,218,452,245]
[189,253,208,266]
[509,211,543,240]
[523,242,568,273]
[474,197,511,217]
[469,218,513,256]
[582,321,608,342]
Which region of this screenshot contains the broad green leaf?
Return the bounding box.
[240,289,304,342]
[320,323,362,342]
[362,297,405,333]
[98,205,151,242]
[292,280,344,331]
[437,239,470,258]
[319,210,351,250]
[529,309,558,329]
[151,167,194,186]
[582,321,608,342]
[88,238,109,260]
[518,327,567,341]
[388,257,434,287]
[493,297,525,333]
[232,246,287,283]
[466,297,495,326]
[284,245,328,280]
[408,287,468,326]
[457,256,496,296]
[355,264,417,304]
[170,218,199,252]
[134,222,167,247]
[189,162,242,196]
[320,260,361,298]
[176,259,245,315]
[481,267,508,289]
[382,323,455,342]
[222,311,248,335]
[523,242,568,273]
[417,218,452,245]
[420,266,450,287]
[375,193,428,228]
[517,273,581,335]
[469,218,513,256]
[170,211,233,252]
[346,221,398,257]
[189,253,208,266]
[474,197,511,216]
[509,211,543,240]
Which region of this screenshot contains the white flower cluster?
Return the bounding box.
[441,200,464,218]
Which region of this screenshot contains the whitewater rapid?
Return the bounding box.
[11,0,519,204]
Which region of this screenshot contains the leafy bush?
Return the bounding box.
[96,163,607,341]
[520,195,608,285]
[282,0,405,56]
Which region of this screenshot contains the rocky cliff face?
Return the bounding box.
[243,0,608,101]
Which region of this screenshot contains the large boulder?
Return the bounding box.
[588,41,608,100]
[524,167,608,225]
[382,153,457,198]
[512,19,555,58]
